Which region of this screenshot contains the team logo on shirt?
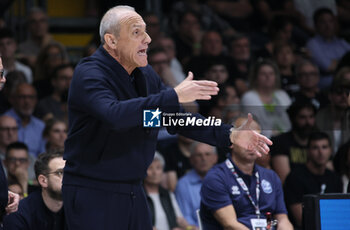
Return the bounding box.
[261,179,272,194]
[143,108,162,127]
[231,185,240,195]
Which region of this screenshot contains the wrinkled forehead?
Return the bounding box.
[119,11,146,30]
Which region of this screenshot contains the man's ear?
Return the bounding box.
[37,174,48,188]
[104,33,117,49]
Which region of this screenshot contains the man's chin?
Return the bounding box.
[136,57,148,67]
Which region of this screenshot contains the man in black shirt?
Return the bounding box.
[3,150,65,230]
[284,132,342,229]
[271,101,317,184]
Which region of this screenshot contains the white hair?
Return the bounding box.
[99,5,135,44]
[153,151,165,169]
[190,142,217,156]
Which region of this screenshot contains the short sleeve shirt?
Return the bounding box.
[270,131,307,168]
[200,159,287,229]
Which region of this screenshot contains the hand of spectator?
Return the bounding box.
[230,113,272,157]
[14,167,28,189]
[174,72,219,103]
[5,191,20,214]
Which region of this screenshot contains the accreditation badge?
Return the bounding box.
[250,218,267,230]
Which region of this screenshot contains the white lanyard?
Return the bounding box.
[225,159,261,218]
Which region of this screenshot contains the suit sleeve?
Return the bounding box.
[69,65,180,131]
[160,72,232,148]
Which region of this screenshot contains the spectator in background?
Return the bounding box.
[158,36,186,84]
[186,30,230,78]
[284,132,342,229]
[271,101,317,184]
[291,60,328,110]
[8,183,24,200]
[3,142,39,199]
[206,0,253,33]
[316,77,350,154]
[273,43,298,96]
[0,28,32,83]
[172,10,203,66]
[241,59,291,138]
[215,84,241,113]
[197,60,231,118]
[18,7,56,68]
[255,14,295,59]
[42,119,67,152]
[148,47,198,114]
[158,135,195,192]
[228,33,252,96]
[0,70,27,114]
[220,85,242,124]
[293,0,337,30]
[333,140,350,193]
[200,116,293,230]
[144,152,193,230]
[175,142,218,227]
[306,8,350,89]
[35,64,73,122]
[141,12,163,49]
[4,83,46,157]
[202,59,229,85]
[252,0,313,40]
[3,150,66,230]
[148,47,178,88]
[170,0,235,38]
[0,115,18,159]
[335,66,350,82]
[34,42,69,99]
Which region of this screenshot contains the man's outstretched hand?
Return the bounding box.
[230,113,273,157]
[174,72,219,103]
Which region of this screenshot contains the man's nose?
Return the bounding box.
[144,32,152,45]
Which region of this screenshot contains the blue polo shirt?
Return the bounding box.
[175,169,203,226]
[4,109,46,157]
[200,158,287,229]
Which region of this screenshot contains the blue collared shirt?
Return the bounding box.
[200,159,287,229]
[307,35,350,71]
[175,169,203,226]
[4,109,46,157]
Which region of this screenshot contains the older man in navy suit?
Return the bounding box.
[62,5,272,230]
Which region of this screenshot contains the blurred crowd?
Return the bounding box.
[0,0,350,230]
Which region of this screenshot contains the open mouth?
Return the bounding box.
[137,49,147,56]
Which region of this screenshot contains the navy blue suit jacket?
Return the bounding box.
[63,46,232,189]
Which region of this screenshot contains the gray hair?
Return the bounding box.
[190,142,217,156]
[153,151,165,168]
[99,5,135,44]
